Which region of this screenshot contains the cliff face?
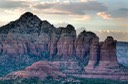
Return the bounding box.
[85,36,118,69]
[0,12,125,80]
[57,25,76,57]
[100,36,117,62]
[0,12,55,56]
[85,36,100,69]
[0,12,100,58]
[75,30,97,58]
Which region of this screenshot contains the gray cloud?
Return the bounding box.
[34,1,107,15]
[0,0,29,9]
[119,8,128,11]
[110,8,128,18]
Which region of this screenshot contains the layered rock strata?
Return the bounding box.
[84,36,128,80]
[0,12,128,81]
[0,12,99,59]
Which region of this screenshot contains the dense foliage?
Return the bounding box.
[0,77,128,84]
[0,53,49,77]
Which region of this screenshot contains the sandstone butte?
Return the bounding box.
[0,12,128,81]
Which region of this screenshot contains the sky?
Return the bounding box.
[0,0,128,41]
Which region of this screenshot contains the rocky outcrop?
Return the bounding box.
[57,25,76,56]
[0,12,128,81]
[85,36,118,70]
[85,36,100,69]
[0,12,55,56]
[4,61,66,80]
[0,12,78,57]
[48,28,62,57]
[75,30,97,58]
[83,36,128,81]
[98,36,118,69]
[0,12,83,77]
[100,36,117,59]
[0,12,108,59]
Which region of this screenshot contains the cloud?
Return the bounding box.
[76,27,86,35]
[0,20,7,26]
[119,8,128,11]
[33,1,107,15]
[3,8,26,16]
[79,0,95,2]
[0,0,29,9]
[95,30,128,41]
[0,8,26,24]
[109,8,128,18]
[54,22,68,27]
[97,12,111,19]
[70,15,91,21]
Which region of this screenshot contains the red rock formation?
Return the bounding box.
[97,36,118,69]
[100,36,117,61]
[5,61,66,80]
[48,28,62,57]
[75,30,97,58]
[0,12,55,57]
[85,36,100,69]
[0,12,127,81]
[85,36,118,70]
[57,25,76,56]
[83,36,127,80]
[0,12,101,59]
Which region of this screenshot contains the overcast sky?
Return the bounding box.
[0,0,128,41]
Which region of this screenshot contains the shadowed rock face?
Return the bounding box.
[0,12,78,57]
[0,12,55,56]
[85,36,100,69]
[100,36,117,62]
[48,28,62,57]
[83,36,128,81]
[85,36,118,70]
[75,30,97,58]
[97,36,118,69]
